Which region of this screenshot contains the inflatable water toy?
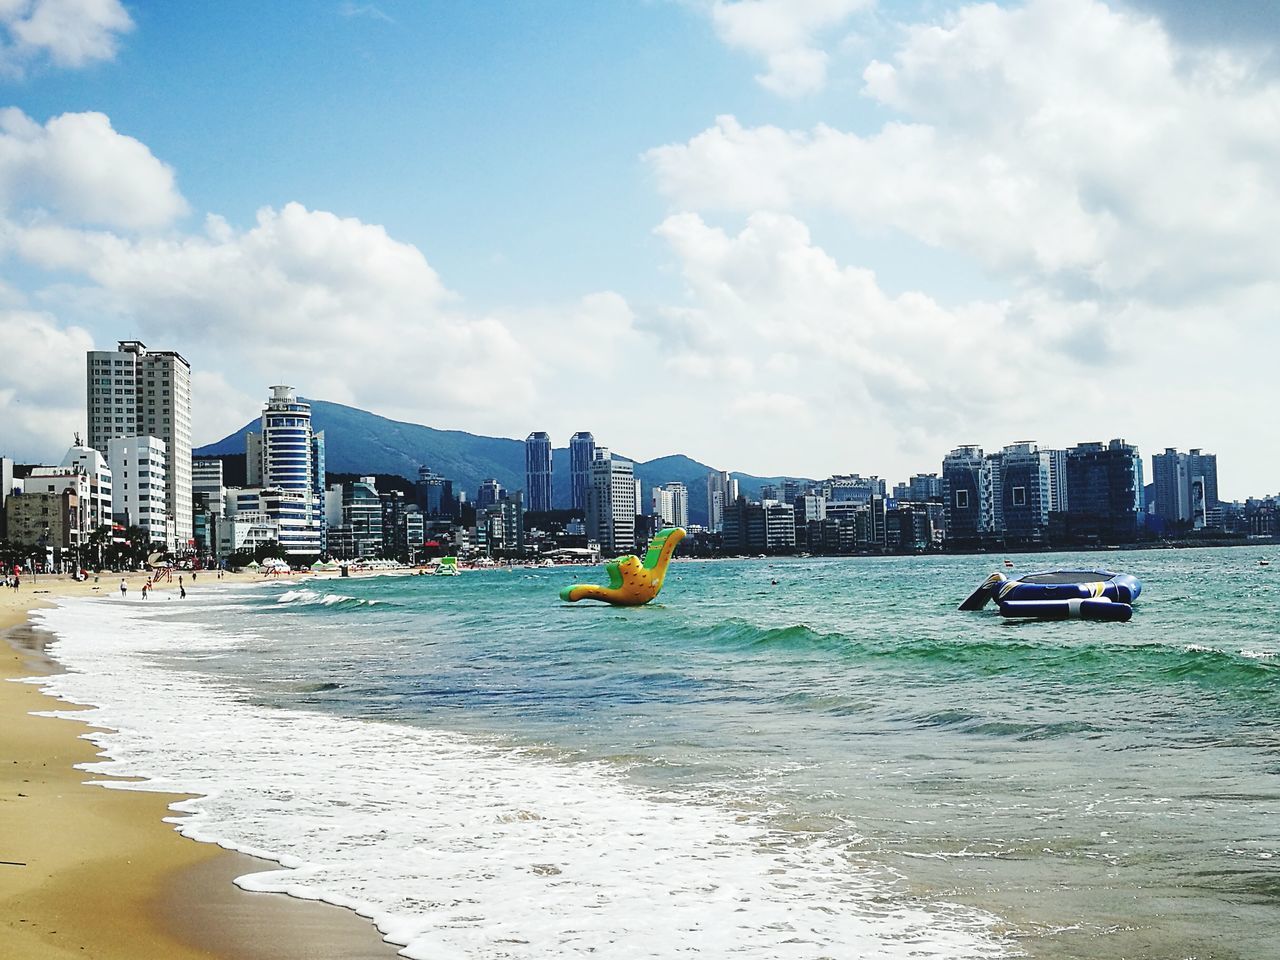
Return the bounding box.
[559,527,685,606]
[960,570,1142,622]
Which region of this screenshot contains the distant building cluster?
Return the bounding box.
[1,336,1278,571]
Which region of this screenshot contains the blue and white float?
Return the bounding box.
[960,570,1142,622]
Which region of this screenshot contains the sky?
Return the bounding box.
[1,0,1277,499]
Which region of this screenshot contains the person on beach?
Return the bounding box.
[179,583,187,599]
[142,579,150,600]
[120,578,127,598]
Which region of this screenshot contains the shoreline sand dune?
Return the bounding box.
[0,573,399,960]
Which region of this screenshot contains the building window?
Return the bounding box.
[955,489,969,509]
[1012,486,1027,506]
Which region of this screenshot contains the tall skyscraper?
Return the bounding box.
[1064,439,1144,543]
[586,452,635,555]
[942,445,997,541]
[1045,448,1070,513]
[651,482,689,529]
[477,478,504,510]
[1152,447,1219,530]
[245,386,325,559]
[997,442,1051,543]
[569,431,596,512]
[705,470,739,533]
[415,466,456,518]
[86,340,192,550]
[524,431,553,512]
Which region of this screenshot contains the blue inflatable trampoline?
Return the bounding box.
[960,570,1142,622]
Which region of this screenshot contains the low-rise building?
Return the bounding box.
[4,489,80,558]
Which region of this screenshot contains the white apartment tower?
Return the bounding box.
[107,435,170,544]
[86,341,192,551]
[586,450,636,555]
[651,482,689,529]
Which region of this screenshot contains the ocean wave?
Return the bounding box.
[31,597,1010,960]
[275,589,383,608]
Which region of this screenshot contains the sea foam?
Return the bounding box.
[30,597,1006,959]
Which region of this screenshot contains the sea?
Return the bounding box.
[24,546,1280,959]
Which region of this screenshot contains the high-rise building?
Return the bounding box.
[245,386,325,560]
[907,474,944,503]
[192,459,226,514]
[651,481,689,529]
[479,491,525,557]
[723,498,796,553]
[942,446,997,542]
[1151,447,1219,530]
[525,431,553,512]
[86,340,192,551]
[415,466,456,518]
[344,477,384,558]
[1064,439,1145,543]
[569,432,596,512]
[1045,449,1069,513]
[705,470,739,533]
[794,493,826,525]
[477,478,504,510]
[586,455,635,555]
[107,435,170,543]
[824,475,886,504]
[996,442,1051,543]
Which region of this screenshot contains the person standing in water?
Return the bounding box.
[120,578,127,598]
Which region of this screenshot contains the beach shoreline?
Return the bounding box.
[0,572,399,960]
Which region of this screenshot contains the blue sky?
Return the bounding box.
[17,1,962,305]
[2,0,1278,496]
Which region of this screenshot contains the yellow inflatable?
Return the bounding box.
[559,527,685,606]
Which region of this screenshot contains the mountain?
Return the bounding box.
[194,399,811,526]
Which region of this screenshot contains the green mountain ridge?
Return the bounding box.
[194,399,808,527]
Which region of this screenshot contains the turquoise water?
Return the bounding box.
[39,546,1280,957]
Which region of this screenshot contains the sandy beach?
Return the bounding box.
[0,571,399,960]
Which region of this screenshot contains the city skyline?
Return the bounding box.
[2,1,1280,495]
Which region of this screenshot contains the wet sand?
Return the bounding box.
[0,573,400,959]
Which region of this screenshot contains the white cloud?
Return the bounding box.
[648,209,1280,489]
[0,0,132,73]
[2,71,1276,494]
[653,211,1037,435]
[338,3,393,24]
[0,309,93,459]
[7,196,676,455]
[653,0,1280,303]
[709,0,870,96]
[0,108,188,230]
[11,202,544,432]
